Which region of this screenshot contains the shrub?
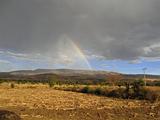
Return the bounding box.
[51,84,159,102]
[155,81,160,86]
[107,88,125,98]
[145,90,159,103]
[48,80,56,88]
[94,88,103,95]
[48,82,53,88]
[132,79,145,98]
[80,86,89,93]
[10,83,15,88]
[135,88,148,99]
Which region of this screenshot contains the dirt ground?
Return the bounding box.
[0,84,159,120]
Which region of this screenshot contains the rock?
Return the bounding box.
[133,113,138,118]
[0,110,21,120]
[149,112,155,117]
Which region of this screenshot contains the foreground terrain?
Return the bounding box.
[0,84,159,120]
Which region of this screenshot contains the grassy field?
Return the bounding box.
[0,83,159,120]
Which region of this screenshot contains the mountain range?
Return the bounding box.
[0,69,159,84]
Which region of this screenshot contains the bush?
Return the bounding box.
[93,88,101,95]
[80,86,89,93]
[134,88,147,99]
[48,82,53,88]
[131,79,145,98]
[145,90,159,103]
[48,80,56,88]
[107,88,125,98]
[10,83,15,88]
[155,81,160,86]
[51,84,159,102]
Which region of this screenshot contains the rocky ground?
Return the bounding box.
[0,84,159,120]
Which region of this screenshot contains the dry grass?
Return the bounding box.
[0,83,159,120]
[146,86,160,91]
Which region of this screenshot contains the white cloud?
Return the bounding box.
[0,59,11,64]
[0,59,13,72]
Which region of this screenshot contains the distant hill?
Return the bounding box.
[124,74,160,81]
[9,69,118,76]
[0,69,159,85]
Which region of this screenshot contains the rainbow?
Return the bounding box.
[58,35,92,70]
[69,39,92,70]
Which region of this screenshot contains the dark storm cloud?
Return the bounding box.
[0,0,160,61]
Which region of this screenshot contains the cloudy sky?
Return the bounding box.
[0,0,160,74]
